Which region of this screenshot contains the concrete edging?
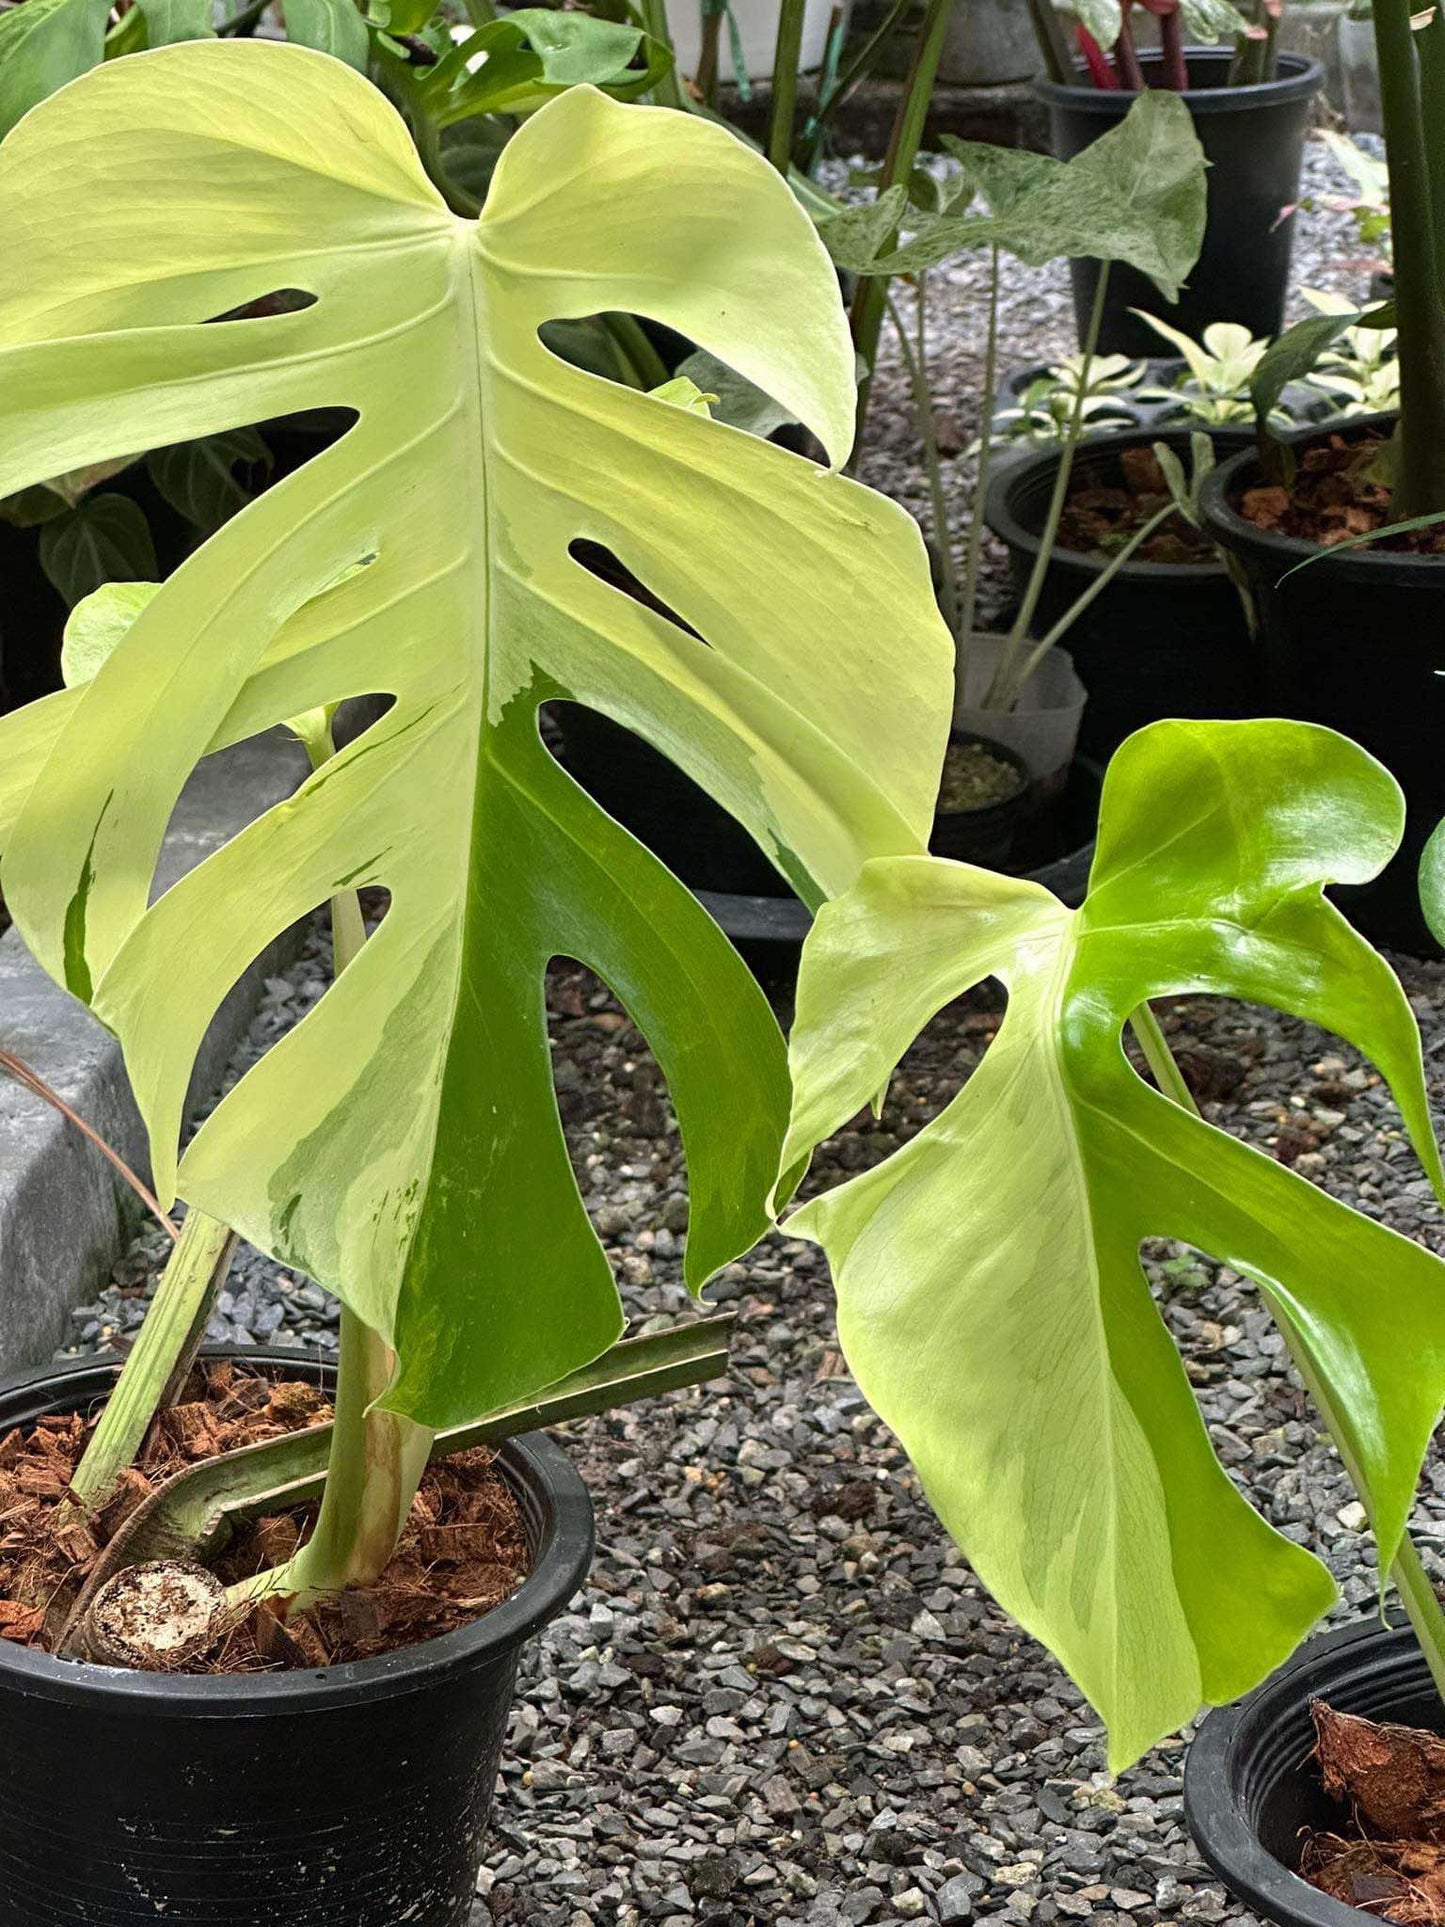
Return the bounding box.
[0,729,309,1378]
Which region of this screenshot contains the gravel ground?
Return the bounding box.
[54,134,1432,1927]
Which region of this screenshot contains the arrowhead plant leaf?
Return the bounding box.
[822,90,1206,293]
[783,719,1445,1770]
[0,44,952,1429]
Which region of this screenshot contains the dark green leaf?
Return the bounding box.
[135,0,216,44]
[39,494,158,606]
[282,0,367,64]
[677,349,799,438]
[1251,301,1397,424]
[146,428,270,533]
[0,0,109,135]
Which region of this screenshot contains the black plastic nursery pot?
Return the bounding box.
[986,428,1262,763]
[0,1352,594,1927]
[1199,420,1445,956]
[1184,1615,1437,1925]
[1037,51,1323,360]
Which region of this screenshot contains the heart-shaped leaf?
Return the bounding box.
[783,719,1445,1769]
[0,46,952,1429]
[821,89,1206,294]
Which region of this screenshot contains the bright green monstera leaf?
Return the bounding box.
[782,719,1445,1770]
[0,43,952,1428]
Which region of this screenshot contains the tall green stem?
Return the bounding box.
[958,243,1002,699]
[1372,0,1445,517]
[66,1213,238,1515]
[1129,1000,1445,1698]
[847,0,953,461]
[801,0,913,153]
[767,0,807,173]
[640,0,686,108]
[235,711,433,1612]
[886,281,959,634]
[984,265,1109,708]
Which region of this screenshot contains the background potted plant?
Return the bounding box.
[1032,0,1323,355]
[781,713,1445,1927]
[1198,0,1445,954]
[0,40,955,1920]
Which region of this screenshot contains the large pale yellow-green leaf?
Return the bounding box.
[0,45,953,1426]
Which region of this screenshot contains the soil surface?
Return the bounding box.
[0,1361,528,1671]
[936,739,1025,812]
[1240,433,1445,556]
[1304,1703,1445,1921]
[1057,446,1215,567]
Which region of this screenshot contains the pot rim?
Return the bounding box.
[985,427,1229,583]
[1035,47,1323,111]
[0,1350,594,1712]
[1199,413,1445,583]
[938,726,1034,820]
[1185,1614,1427,1926]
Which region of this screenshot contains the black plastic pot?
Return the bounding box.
[1036,51,1323,359]
[0,1352,594,1926]
[1184,1614,1435,1925]
[1199,419,1445,955]
[931,728,1036,867]
[986,428,1262,762]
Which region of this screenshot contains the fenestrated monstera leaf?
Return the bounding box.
[0,44,953,1428]
[782,719,1445,1770]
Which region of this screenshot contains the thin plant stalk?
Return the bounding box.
[0,1047,176,1240]
[767,0,808,173]
[604,313,671,391]
[957,245,1003,692]
[986,264,1111,708]
[1027,0,1073,84]
[848,0,953,460]
[885,279,959,634]
[66,1213,238,1515]
[1005,495,1181,695]
[1114,8,1145,90]
[1157,4,1188,91]
[1372,0,1445,518]
[1128,1000,1445,1698]
[801,0,913,151]
[1417,6,1445,286]
[640,0,687,109]
[696,0,723,105]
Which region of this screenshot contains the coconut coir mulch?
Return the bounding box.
[1304,1703,1445,1921]
[0,1361,528,1674]
[1241,433,1445,556]
[1058,443,1216,565]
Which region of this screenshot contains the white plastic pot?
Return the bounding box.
[664,0,841,81]
[954,634,1087,789]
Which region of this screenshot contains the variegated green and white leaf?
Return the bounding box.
[0,45,952,1427]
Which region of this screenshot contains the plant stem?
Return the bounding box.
[886,281,959,634]
[767,0,807,173]
[0,1047,177,1240]
[1157,5,1188,91]
[640,0,686,108]
[1027,0,1073,84]
[1013,496,1179,680]
[802,0,913,152]
[957,243,1003,699]
[1114,8,1145,90]
[1372,0,1445,517]
[986,264,1110,707]
[66,1212,237,1514]
[1130,998,1445,1697]
[1417,5,1445,285]
[604,312,671,390]
[847,0,953,461]
[456,0,495,25]
[697,0,723,105]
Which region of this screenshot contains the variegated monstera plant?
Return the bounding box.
[0,40,954,1609]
